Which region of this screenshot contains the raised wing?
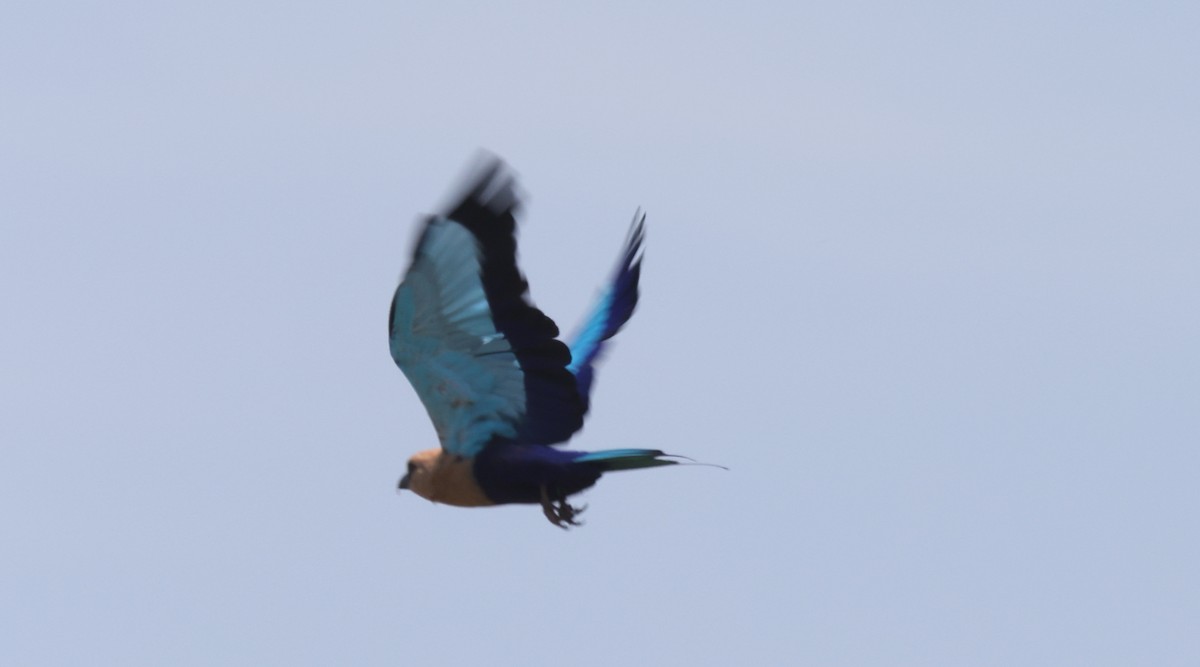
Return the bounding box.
[566,212,645,412]
[388,161,585,457]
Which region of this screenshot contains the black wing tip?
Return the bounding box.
[628,208,646,242]
[445,152,522,222]
[624,210,647,268]
[613,211,645,304]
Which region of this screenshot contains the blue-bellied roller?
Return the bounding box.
[389,158,687,528]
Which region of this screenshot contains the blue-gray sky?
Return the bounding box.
[3,2,1198,665]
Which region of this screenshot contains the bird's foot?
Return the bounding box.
[540,485,586,529]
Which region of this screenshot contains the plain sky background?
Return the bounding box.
[3,2,1198,665]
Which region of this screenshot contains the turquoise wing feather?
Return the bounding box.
[389,218,526,457]
[567,212,645,412]
[388,161,585,457]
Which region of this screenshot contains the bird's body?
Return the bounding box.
[389,158,681,528]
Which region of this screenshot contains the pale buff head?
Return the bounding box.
[396,448,494,507]
[397,448,441,501]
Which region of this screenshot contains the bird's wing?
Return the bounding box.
[566,212,644,413]
[388,161,585,457]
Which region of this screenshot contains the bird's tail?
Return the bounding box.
[573,448,679,472]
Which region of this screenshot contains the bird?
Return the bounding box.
[388,158,685,528]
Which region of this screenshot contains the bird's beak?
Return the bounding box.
[397,473,411,491]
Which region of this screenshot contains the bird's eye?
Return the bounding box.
[407,461,416,475]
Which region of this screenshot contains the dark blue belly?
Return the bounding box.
[473,442,602,505]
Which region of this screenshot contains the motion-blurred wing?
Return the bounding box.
[388,161,585,457]
[566,212,644,412]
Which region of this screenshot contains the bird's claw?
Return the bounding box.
[540,486,586,529]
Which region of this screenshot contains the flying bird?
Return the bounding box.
[388,159,683,528]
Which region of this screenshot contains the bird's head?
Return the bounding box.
[397,448,441,501]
